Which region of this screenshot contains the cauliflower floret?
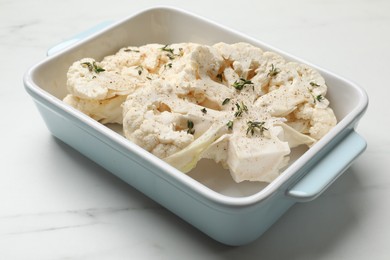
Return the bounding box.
[63,94,126,124]
[309,108,337,139]
[122,81,196,158]
[66,58,109,100]
[65,44,173,123]
[100,46,143,73]
[132,115,194,158]
[213,42,264,77]
[250,52,286,93]
[292,98,336,140]
[137,43,235,114]
[252,60,336,141]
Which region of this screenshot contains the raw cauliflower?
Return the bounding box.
[64,42,337,183]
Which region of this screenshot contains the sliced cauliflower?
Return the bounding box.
[64,57,141,123]
[65,42,337,183]
[66,58,136,100]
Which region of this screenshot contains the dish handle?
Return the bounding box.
[286,130,366,202]
[47,21,113,56]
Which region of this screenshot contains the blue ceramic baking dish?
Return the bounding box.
[23,7,368,245]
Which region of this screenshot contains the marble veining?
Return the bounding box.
[1,206,162,236]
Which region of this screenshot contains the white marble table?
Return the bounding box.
[1,0,389,259]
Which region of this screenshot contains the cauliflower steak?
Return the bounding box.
[64,42,337,183]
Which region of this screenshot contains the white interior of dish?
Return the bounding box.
[30,7,365,197]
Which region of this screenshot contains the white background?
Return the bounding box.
[1,0,389,259]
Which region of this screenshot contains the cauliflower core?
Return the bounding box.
[64,42,337,183]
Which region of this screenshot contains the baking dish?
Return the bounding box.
[23,6,368,245]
